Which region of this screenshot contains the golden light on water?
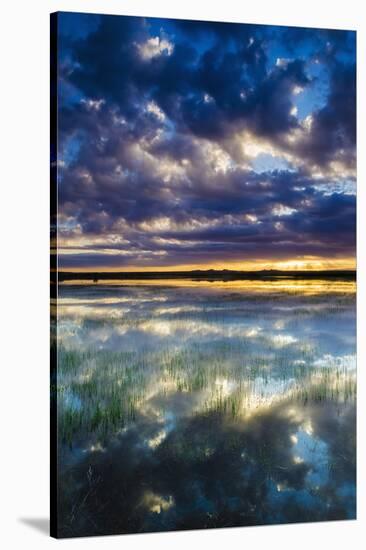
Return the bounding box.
[60,278,356,295]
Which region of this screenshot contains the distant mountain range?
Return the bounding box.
[57,269,356,282]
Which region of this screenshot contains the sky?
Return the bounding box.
[54,12,356,272]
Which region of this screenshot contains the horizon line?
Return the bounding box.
[57,267,356,274]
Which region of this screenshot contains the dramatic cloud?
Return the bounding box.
[55,13,356,270]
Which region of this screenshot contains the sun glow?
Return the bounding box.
[59,256,355,273]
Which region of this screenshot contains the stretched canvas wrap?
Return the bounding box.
[50,11,356,538]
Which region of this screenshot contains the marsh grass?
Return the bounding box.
[55,282,356,536]
[56,284,356,446]
[57,334,356,445]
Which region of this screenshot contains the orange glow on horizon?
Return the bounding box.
[58,256,356,273]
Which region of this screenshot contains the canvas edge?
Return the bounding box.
[50,10,59,539]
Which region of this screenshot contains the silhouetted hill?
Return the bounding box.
[57,269,356,282]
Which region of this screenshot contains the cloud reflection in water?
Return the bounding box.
[56,280,356,536]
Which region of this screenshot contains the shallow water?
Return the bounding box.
[55,279,356,537]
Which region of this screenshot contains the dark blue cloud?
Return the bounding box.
[54,12,356,269]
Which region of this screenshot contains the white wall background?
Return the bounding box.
[0,0,365,548]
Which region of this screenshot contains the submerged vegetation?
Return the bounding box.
[56,279,356,535]
[57,342,356,445]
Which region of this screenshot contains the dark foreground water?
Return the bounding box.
[55,279,356,537]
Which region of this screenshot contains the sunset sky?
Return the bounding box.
[55,12,356,272]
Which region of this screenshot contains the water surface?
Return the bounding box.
[55,279,356,537]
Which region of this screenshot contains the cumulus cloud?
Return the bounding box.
[55,13,356,270]
[137,36,174,60]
